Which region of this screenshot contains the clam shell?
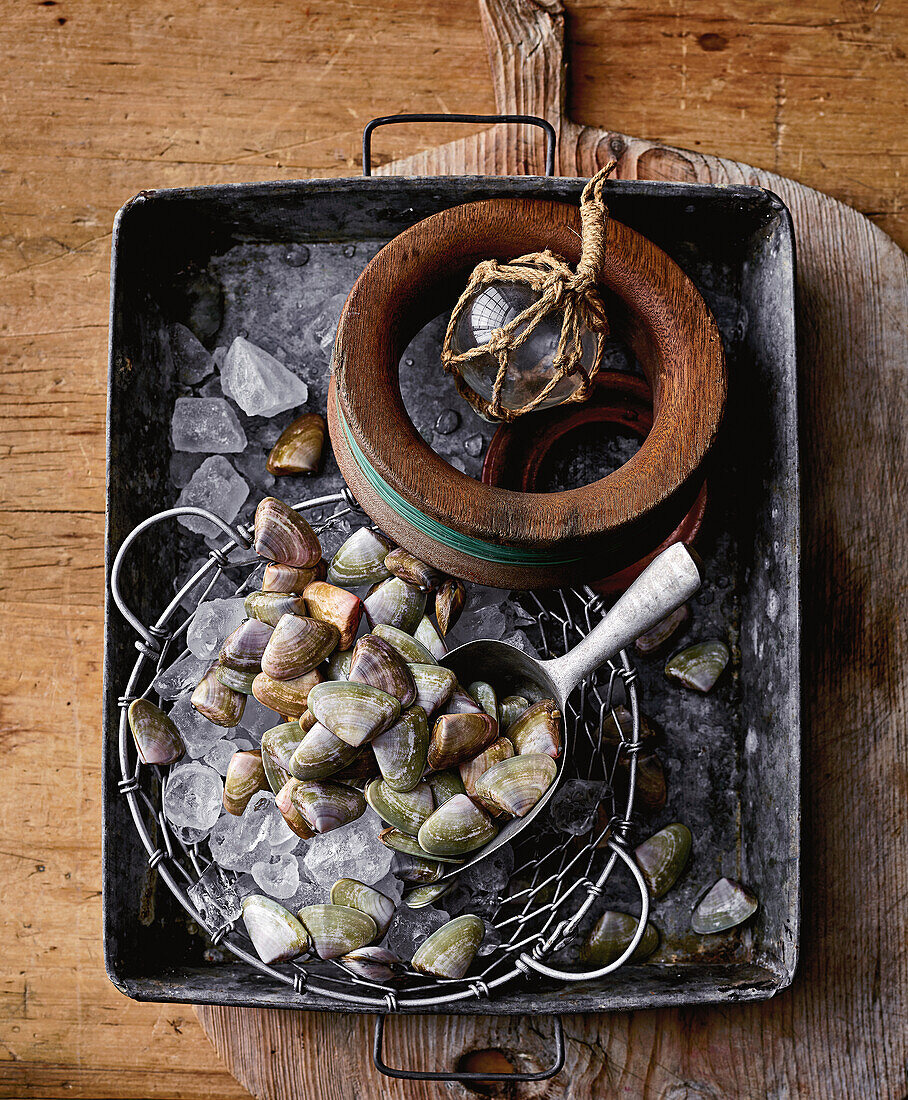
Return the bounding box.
[277,777,366,835]
[348,635,415,707]
[273,778,317,838]
[215,664,257,694]
[244,590,307,627]
[384,548,442,591]
[372,624,436,665]
[506,700,562,759]
[414,615,447,659]
[428,711,498,771]
[411,914,484,978]
[434,578,465,636]
[426,770,466,807]
[474,754,557,818]
[332,751,381,784]
[363,576,427,634]
[307,680,401,748]
[620,751,667,812]
[390,851,445,884]
[327,528,394,587]
[242,894,310,964]
[298,709,318,733]
[444,684,485,716]
[297,903,377,959]
[498,695,529,731]
[634,823,692,898]
[371,706,429,792]
[260,721,302,793]
[191,667,246,727]
[408,663,456,717]
[339,945,407,982]
[128,698,185,766]
[365,779,435,836]
[665,640,730,693]
[580,911,659,966]
[635,602,690,656]
[459,737,514,813]
[379,827,465,864]
[302,580,363,650]
[254,497,321,568]
[418,793,498,857]
[289,722,361,780]
[330,878,396,938]
[403,883,452,909]
[266,412,326,476]
[600,704,660,748]
[262,562,323,594]
[223,749,269,814]
[219,618,274,672]
[252,668,324,718]
[467,681,498,722]
[324,647,354,680]
[261,614,339,680]
[691,877,758,934]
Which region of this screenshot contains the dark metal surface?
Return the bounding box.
[104,174,799,1015]
[363,113,556,178]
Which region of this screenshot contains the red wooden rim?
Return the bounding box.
[332,197,726,551]
[481,371,708,594]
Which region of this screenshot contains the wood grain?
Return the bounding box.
[0,0,904,1097]
[331,196,724,587]
[203,0,908,1097]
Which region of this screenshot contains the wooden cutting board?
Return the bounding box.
[196,1,908,1096]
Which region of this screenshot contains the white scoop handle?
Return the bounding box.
[540,543,702,702]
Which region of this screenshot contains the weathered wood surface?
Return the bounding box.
[0,0,904,1096]
[199,1,908,1098]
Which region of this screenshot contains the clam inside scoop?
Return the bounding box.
[438,639,570,877]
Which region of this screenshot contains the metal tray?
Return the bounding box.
[104,172,799,1016]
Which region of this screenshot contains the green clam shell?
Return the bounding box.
[634,823,692,898]
[411,914,484,978]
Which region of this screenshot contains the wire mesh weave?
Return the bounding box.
[110,489,650,1010]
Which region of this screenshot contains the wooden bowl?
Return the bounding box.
[480,371,709,595]
[329,197,725,588]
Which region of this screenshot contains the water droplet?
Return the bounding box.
[343,245,357,258]
[435,409,460,435]
[463,434,483,457]
[284,244,310,267]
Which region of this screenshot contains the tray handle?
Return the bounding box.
[372,1013,565,1082]
[362,112,556,177]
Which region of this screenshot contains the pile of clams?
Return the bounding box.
[130,497,561,978]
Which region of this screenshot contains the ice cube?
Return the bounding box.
[457,604,507,641]
[168,693,227,758]
[221,336,309,417]
[308,292,347,357]
[384,907,450,961]
[187,863,243,932]
[500,629,536,655]
[162,762,224,832]
[373,871,404,905]
[476,921,502,956]
[282,877,326,911]
[548,779,609,835]
[175,556,238,614]
[171,397,247,454]
[209,791,285,871]
[153,652,211,702]
[170,451,205,488]
[176,456,249,535]
[251,853,302,900]
[457,844,514,895]
[186,597,247,661]
[303,808,393,888]
[203,736,254,775]
[239,696,282,742]
[171,323,215,385]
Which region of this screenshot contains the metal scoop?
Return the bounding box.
[439,542,702,876]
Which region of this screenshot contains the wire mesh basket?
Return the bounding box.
[110,489,650,1036]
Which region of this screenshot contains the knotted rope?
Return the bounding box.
[441,161,617,422]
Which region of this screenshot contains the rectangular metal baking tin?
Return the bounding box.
[104,175,799,1014]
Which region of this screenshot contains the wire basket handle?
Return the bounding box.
[109,507,251,651]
